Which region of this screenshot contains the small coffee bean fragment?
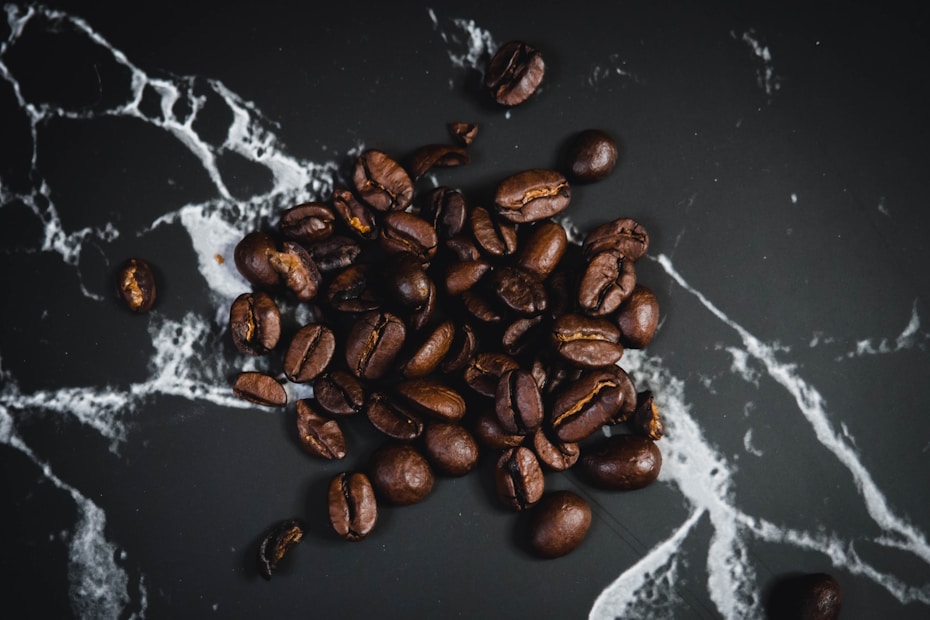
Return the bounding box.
[580,434,662,490]
[328,472,378,542]
[485,40,546,107]
[448,121,478,146]
[283,323,335,383]
[565,129,618,183]
[527,491,592,559]
[117,258,157,313]
[369,442,435,506]
[257,518,305,580]
[614,284,660,349]
[495,445,544,511]
[422,422,480,476]
[630,390,664,440]
[233,372,287,407]
[296,399,347,460]
[229,291,281,356]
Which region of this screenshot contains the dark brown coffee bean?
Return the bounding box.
[399,320,455,378]
[283,323,336,383]
[345,310,406,380]
[607,365,638,424]
[328,472,378,542]
[353,149,414,212]
[502,315,545,357]
[229,291,281,355]
[332,185,378,240]
[234,231,278,289]
[578,251,636,317]
[531,428,580,472]
[470,205,517,257]
[380,211,438,262]
[494,169,571,223]
[485,40,546,107]
[422,422,480,476]
[579,434,662,490]
[365,393,425,441]
[615,284,660,349]
[408,280,437,331]
[369,442,434,505]
[233,371,287,407]
[495,446,544,511]
[279,202,335,243]
[117,258,156,313]
[406,144,469,180]
[582,217,649,262]
[461,289,506,324]
[422,186,468,239]
[448,121,478,146]
[384,252,432,311]
[527,491,592,559]
[491,266,547,317]
[550,367,631,442]
[445,234,483,262]
[441,322,477,374]
[495,369,543,435]
[565,129,618,183]
[463,352,520,398]
[630,390,664,440]
[472,413,525,450]
[539,359,584,396]
[444,258,491,297]
[516,220,568,279]
[306,234,361,273]
[313,370,366,417]
[326,264,383,313]
[257,518,305,580]
[270,241,322,302]
[394,377,466,423]
[551,313,624,369]
[295,399,347,459]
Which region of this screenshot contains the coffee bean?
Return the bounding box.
[472,412,525,450]
[234,231,278,289]
[470,205,517,257]
[296,399,347,459]
[502,315,545,357]
[495,169,571,223]
[565,129,618,183]
[394,377,466,423]
[326,264,383,313]
[313,370,366,417]
[551,313,624,369]
[607,365,638,424]
[447,121,478,146]
[550,367,630,442]
[527,491,592,558]
[345,310,406,380]
[630,390,664,440]
[422,422,480,476]
[406,144,469,180]
[365,392,425,441]
[444,258,491,296]
[516,220,568,279]
[582,217,649,262]
[283,323,336,383]
[233,371,287,407]
[257,518,305,580]
[399,320,455,378]
[578,251,636,317]
[380,211,438,263]
[353,149,414,212]
[269,241,322,302]
[328,472,378,542]
[463,352,520,398]
[386,252,432,311]
[495,445,544,511]
[495,369,543,435]
[485,40,546,107]
[229,291,281,356]
[369,442,434,506]
[441,322,477,374]
[422,186,468,240]
[332,185,379,240]
[491,266,548,317]
[445,234,483,262]
[408,279,437,331]
[579,434,662,490]
[279,202,335,243]
[461,288,506,324]
[614,284,660,348]
[305,234,361,273]
[531,428,580,472]
[117,258,156,313]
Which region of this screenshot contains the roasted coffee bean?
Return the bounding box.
[631,390,664,440]
[614,284,659,349]
[385,252,432,311]
[527,491,592,559]
[445,234,483,262]
[531,428,580,472]
[582,217,649,262]
[448,121,478,146]
[366,392,425,441]
[270,241,322,302]
[578,251,636,317]
[485,40,546,107]
[565,129,618,183]
[399,320,455,378]
[257,518,305,580]
[380,211,438,262]
[296,399,347,459]
[551,313,624,369]
[422,421,480,476]
[444,258,491,297]
[233,371,287,407]
[470,205,517,257]
[345,310,406,380]
[463,352,520,398]
[306,234,361,272]
[332,185,378,240]
[495,169,571,223]
[408,280,437,331]
[502,315,544,357]
[353,149,414,212]
[279,202,335,243]
[580,434,662,490]
[461,289,506,324]
[495,445,544,511]
[491,266,547,316]
[369,442,434,505]
[472,412,525,450]
[550,367,630,442]
[538,359,584,396]
[607,365,638,424]
[229,291,281,355]
[395,377,466,423]
[117,258,156,313]
[326,264,383,313]
[234,231,278,289]
[495,369,543,435]
[407,144,469,180]
[441,322,477,374]
[516,220,568,279]
[283,323,336,383]
[422,186,468,240]
[328,472,378,542]
[313,370,366,417]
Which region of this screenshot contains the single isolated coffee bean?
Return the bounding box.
[117,258,156,313]
[332,185,378,240]
[485,40,546,107]
[550,366,630,442]
[233,371,287,407]
[614,284,660,349]
[565,129,618,183]
[527,491,592,559]
[229,291,281,356]
[283,323,336,383]
[328,472,378,542]
[296,399,347,460]
[448,121,478,146]
[406,143,469,180]
[369,442,435,506]
[422,421,480,476]
[495,169,571,223]
[345,310,406,380]
[279,202,335,243]
[257,518,305,580]
[495,445,545,511]
[495,369,544,435]
[365,392,425,441]
[580,434,662,490]
[551,313,624,369]
[578,251,636,317]
[353,149,414,212]
[582,217,650,262]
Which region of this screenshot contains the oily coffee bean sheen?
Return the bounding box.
[118,258,156,313]
[527,491,592,558]
[345,311,406,380]
[580,434,663,490]
[313,370,365,417]
[365,393,424,441]
[615,284,660,348]
[550,367,630,442]
[566,129,618,183]
[551,314,624,369]
[495,446,545,511]
[369,443,434,506]
[279,203,335,243]
[422,422,480,476]
[578,252,636,316]
[495,369,544,435]
[583,217,650,262]
[328,472,378,542]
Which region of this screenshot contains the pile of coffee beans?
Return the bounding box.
[234,41,665,577]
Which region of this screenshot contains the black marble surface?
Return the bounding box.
[2,1,929,618]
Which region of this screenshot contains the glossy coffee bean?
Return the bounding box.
[229,291,281,356]
[233,371,287,407]
[551,313,624,369]
[386,252,432,310]
[295,399,346,460]
[472,412,525,450]
[353,149,414,212]
[399,320,455,378]
[578,251,636,317]
[422,422,480,476]
[550,367,630,442]
[332,185,378,240]
[579,434,662,490]
[491,266,547,316]
[117,258,156,313]
[269,241,322,302]
[408,280,437,331]
[607,365,639,424]
[444,258,491,296]
[485,40,546,107]
[257,518,305,580]
[326,264,383,313]
[279,202,335,243]
[328,472,378,541]
[470,205,517,257]
[495,369,543,435]
[380,211,438,262]
[283,323,336,383]
[234,231,278,289]
[406,144,469,180]
[369,442,434,506]
[631,390,664,440]
[531,428,580,472]
[565,129,618,183]
[306,234,361,273]
[614,284,660,348]
[494,169,571,223]
[365,392,425,441]
[495,445,544,511]
[445,234,483,262]
[394,377,466,423]
[461,289,506,324]
[313,370,366,417]
[345,310,406,380]
[447,121,478,146]
[463,352,520,398]
[516,220,568,279]
[527,491,592,559]
[582,217,649,262]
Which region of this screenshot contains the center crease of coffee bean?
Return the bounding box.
[519,183,568,205]
[358,316,388,375]
[552,379,619,426]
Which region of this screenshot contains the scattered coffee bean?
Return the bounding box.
[551,313,624,369]
[631,390,664,440]
[527,491,592,558]
[257,518,305,580]
[332,185,379,240]
[495,445,545,511]
[565,129,618,183]
[365,392,425,441]
[583,217,649,262]
[448,121,478,146]
[369,442,435,505]
[279,202,335,243]
[399,320,455,378]
[328,472,378,542]
[233,371,287,407]
[577,251,636,317]
[345,310,406,380]
[531,428,580,472]
[296,399,347,459]
[485,40,546,107]
[422,421,480,476]
[580,434,662,490]
[516,220,568,279]
[550,367,630,442]
[495,369,544,435]
[406,144,469,180]
[117,258,157,313]
[234,231,278,289]
[313,370,366,417]
[394,377,466,423]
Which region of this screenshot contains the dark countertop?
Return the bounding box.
[2,1,929,618]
